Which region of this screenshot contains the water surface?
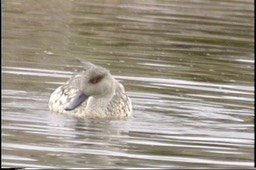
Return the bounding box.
[2,0,254,168]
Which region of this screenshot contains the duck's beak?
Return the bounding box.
[64,90,88,111]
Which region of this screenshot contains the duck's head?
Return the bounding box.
[64,61,116,111]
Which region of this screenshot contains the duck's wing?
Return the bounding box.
[106,81,133,118]
[48,74,86,113]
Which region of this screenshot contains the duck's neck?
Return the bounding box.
[86,93,114,117]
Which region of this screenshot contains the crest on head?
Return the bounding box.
[75,58,95,70]
[75,58,108,72]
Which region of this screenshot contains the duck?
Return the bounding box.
[48,60,132,119]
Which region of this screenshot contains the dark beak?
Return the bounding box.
[64,90,88,111]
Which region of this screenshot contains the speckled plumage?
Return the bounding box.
[48,61,132,119]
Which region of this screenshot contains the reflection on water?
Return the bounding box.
[2,0,254,168]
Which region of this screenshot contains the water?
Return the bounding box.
[2,0,254,168]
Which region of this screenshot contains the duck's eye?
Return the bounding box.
[89,75,104,84]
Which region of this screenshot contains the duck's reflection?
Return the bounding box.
[46,111,133,167]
